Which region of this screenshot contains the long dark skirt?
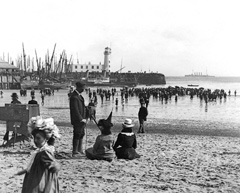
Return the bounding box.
[115,147,140,160]
[85,148,113,162]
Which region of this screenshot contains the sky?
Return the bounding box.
[0,0,240,76]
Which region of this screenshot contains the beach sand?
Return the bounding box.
[1,120,240,193]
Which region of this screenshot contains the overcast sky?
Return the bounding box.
[0,0,240,76]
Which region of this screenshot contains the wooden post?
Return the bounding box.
[6,73,9,89]
[0,74,2,89]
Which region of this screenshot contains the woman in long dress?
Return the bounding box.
[85,118,115,162]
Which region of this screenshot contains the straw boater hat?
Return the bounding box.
[122,118,134,128]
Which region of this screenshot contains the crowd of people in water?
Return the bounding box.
[0,86,237,106]
[79,86,237,108]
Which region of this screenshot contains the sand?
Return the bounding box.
[1,120,240,193]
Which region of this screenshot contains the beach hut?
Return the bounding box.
[0,59,20,89]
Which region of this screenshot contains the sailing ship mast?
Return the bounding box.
[22,43,26,75]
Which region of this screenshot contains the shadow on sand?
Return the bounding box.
[0,150,30,155]
[55,151,86,160]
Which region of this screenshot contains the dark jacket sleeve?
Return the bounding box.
[138,107,148,119]
[113,134,122,151]
[145,108,148,117]
[70,95,84,124]
[132,135,137,149]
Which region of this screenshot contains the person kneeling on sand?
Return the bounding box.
[85,115,115,162]
[113,119,140,160]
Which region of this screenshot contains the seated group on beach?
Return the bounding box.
[85,117,140,162]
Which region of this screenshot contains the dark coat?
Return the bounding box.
[138,106,148,121]
[113,128,140,160]
[70,90,87,125]
[11,99,21,104]
[28,100,38,104]
[113,132,137,150]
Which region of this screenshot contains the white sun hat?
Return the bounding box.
[122,118,135,128]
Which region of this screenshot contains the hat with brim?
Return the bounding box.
[11,93,18,98]
[122,118,134,128]
[76,81,85,88]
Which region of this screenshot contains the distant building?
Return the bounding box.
[72,47,111,75]
[0,59,20,89]
[72,62,104,73]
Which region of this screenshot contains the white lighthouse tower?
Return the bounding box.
[103,47,111,78]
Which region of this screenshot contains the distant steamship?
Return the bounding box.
[185,71,215,78]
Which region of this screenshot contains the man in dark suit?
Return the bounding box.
[70,81,88,158]
[28,95,38,104]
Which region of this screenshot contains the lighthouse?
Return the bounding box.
[103,47,111,78]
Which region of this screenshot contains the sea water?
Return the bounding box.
[0,76,240,129]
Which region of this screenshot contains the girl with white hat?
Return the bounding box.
[113,119,140,160]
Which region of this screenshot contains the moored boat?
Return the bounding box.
[20,78,39,89]
[21,78,70,90]
[38,80,70,89]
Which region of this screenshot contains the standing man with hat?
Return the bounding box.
[70,81,88,158]
[11,93,21,104]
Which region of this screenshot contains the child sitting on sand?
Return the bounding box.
[15,116,61,193]
[113,119,140,160]
[85,114,115,162]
